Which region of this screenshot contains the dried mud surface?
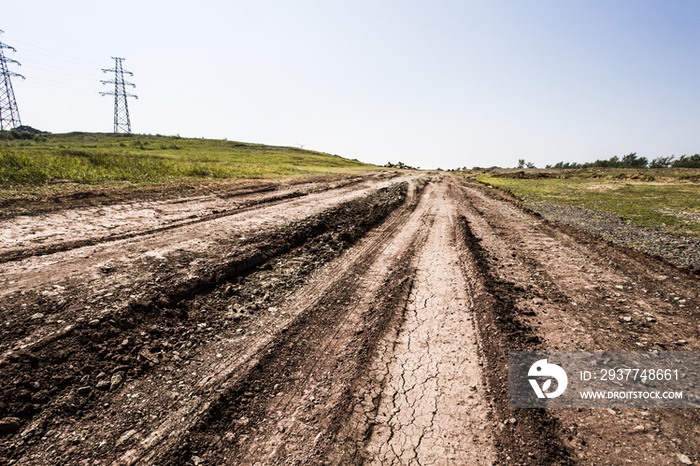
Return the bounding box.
[0,173,698,466]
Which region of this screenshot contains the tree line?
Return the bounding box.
[539,153,700,169]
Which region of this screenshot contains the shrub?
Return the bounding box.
[672,154,700,168]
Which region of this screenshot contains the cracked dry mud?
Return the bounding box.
[1,173,699,465]
[362,186,495,465]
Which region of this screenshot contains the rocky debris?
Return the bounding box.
[30,390,49,404]
[138,347,160,365]
[110,373,124,391]
[383,161,417,170]
[95,379,110,391]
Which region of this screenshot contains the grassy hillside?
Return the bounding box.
[473,169,700,237]
[0,132,377,196]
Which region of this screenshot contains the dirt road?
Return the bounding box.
[1,173,698,465]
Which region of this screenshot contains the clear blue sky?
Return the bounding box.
[3,1,699,169]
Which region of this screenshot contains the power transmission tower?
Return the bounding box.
[100,57,137,133]
[0,30,24,131]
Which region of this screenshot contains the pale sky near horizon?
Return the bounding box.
[3,1,699,169]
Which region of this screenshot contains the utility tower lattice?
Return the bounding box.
[0,30,25,131]
[100,57,137,133]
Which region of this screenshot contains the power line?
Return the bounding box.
[20,77,100,93]
[1,22,106,69]
[100,57,137,133]
[7,43,104,72]
[19,58,102,81]
[0,30,24,130]
[63,84,105,129]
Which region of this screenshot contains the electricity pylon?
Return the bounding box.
[0,30,24,131]
[100,57,137,133]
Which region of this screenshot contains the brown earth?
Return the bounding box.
[0,173,699,465]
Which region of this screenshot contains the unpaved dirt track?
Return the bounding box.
[358,183,495,465]
[1,174,699,465]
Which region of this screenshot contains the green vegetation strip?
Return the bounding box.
[0,132,376,195]
[477,172,700,238]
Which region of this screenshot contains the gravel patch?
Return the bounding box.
[528,202,700,271]
[651,208,700,222]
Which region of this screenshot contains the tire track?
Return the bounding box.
[0,178,423,465]
[161,179,434,465]
[0,174,391,264]
[0,189,307,264]
[359,181,497,465]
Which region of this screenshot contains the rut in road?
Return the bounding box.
[358,182,496,465]
[0,173,415,361]
[0,177,420,465]
[175,178,432,465]
[0,174,379,263]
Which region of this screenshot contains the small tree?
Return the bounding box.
[620,152,648,168]
[673,154,700,168]
[650,156,675,168]
[517,159,526,169]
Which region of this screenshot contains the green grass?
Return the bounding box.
[0,132,378,198]
[475,171,700,237]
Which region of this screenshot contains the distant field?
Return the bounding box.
[472,169,700,237]
[0,132,377,198]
